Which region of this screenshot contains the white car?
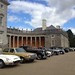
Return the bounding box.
[46,51,52,57]
[0,53,21,68]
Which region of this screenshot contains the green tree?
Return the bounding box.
[66,29,74,47]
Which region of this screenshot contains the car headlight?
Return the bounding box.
[25,55,31,58]
[28,55,31,58]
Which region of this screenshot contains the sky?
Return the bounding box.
[7,0,75,34]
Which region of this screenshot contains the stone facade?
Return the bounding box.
[7,25,69,48]
[0,0,9,49]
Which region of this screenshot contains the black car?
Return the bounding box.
[64,48,69,53]
[19,46,47,60]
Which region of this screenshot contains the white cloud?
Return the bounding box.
[8,15,21,22]
[8,0,75,29]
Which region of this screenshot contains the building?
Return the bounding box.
[7,20,69,48]
[0,0,9,49]
[0,0,69,49]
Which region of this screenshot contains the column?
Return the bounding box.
[22,37,23,46]
[13,36,15,48]
[35,37,36,47]
[17,36,19,47]
[26,37,27,45]
[31,37,32,46]
[9,35,11,48]
[39,37,41,47]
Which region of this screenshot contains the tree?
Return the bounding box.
[66,29,75,47]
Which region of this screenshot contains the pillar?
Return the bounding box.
[13,36,15,48]
[39,37,41,47]
[31,37,32,46]
[9,35,11,48]
[17,36,19,47]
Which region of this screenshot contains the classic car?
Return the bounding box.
[3,48,37,63]
[0,53,21,68]
[20,46,47,60]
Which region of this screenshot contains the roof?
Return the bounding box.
[33,25,57,32]
[33,28,42,32]
[7,25,68,38]
[33,25,68,37]
[46,25,56,30]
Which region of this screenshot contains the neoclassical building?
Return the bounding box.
[7,22,69,48]
[0,0,9,49]
[0,0,69,49]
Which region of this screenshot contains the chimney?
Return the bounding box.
[42,19,47,30]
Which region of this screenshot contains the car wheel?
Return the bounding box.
[0,60,5,69]
[30,59,34,62]
[37,55,42,60]
[20,57,25,63]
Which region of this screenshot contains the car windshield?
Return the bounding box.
[16,48,26,52]
[3,48,9,52]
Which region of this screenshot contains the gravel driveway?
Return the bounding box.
[0,52,75,75]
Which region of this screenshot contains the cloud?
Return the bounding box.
[8,1,49,27]
[8,0,75,29]
[8,15,21,22]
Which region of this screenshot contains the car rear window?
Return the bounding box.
[3,48,9,52]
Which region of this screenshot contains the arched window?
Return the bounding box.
[51,39,55,46]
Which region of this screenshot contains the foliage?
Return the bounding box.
[67,29,75,47]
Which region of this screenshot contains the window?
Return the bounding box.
[1,4,3,8]
[51,34,55,38]
[10,49,14,53]
[3,48,9,52]
[0,17,2,25]
[16,48,26,52]
[51,40,55,46]
[0,4,3,8]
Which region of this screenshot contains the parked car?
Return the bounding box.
[64,48,69,53]
[38,47,53,57]
[57,47,65,54]
[19,46,47,60]
[0,53,21,68]
[50,47,65,55]
[50,47,60,55]
[52,49,60,55]
[3,48,37,63]
[45,50,52,57]
[69,48,75,52]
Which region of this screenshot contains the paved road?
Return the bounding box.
[0,52,75,75]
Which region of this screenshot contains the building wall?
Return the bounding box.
[7,31,69,48]
[61,34,69,47]
[0,1,8,49]
[45,35,51,47]
[45,34,62,47]
[55,34,61,47]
